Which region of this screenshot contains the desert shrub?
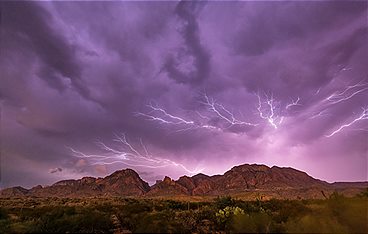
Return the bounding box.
[2,197,366,233]
[284,196,367,233]
[134,210,176,233]
[165,199,186,210]
[116,201,155,231]
[152,200,166,211]
[214,196,236,209]
[262,198,284,212]
[74,209,113,233]
[215,206,245,230]
[326,191,348,224]
[9,220,38,233]
[195,205,216,221]
[327,191,346,214]
[357,188,368,197]
[0,207,8,220]
[17,207,50,221]
[327,197,368,233]
[33,208,113,233]
[232,212,273,233]
[0,220,11,233]
[121,201,152,214]
[63,206,76,216]
[197,201,212,207]
[0,208,10,234]
[93,202,113,213]
[236,200,259,213]
[116,212,141,231]
[274,200,309,223]
[174,210,197,232]
[286,215,348,233]
[10,206,113,233]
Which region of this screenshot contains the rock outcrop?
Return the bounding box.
[146,176,190,196]
[1,164,366,199]
[1,169,149,197]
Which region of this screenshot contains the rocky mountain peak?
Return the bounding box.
[1,163,365,199]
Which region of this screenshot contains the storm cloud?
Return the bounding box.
[0,1,367,188]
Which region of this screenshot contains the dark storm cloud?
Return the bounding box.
[1,2,90,98]
[234,1,367,56]
[237,24,367,103]
[163,1,210,85]
[208,1,367,112]
[0,1,367,188]
[323,27,367,67]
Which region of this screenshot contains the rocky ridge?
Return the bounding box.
[1,164,366,199]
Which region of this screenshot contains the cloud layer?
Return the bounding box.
[1,1,367,188]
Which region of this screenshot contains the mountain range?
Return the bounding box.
[1,164,367,199]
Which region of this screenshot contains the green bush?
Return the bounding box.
[9,206,113,233]
[215,206,245,230]
[1,196,367,233]
[214,196,236,210]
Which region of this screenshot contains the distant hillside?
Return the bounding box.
[1,164,366,199]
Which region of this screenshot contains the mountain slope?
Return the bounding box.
[0,164,365,198]
[17,169,150,197]
[149,164,328,196]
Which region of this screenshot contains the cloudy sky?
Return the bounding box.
[1,1,367,188]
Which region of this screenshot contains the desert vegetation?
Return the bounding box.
[0,191,367,233]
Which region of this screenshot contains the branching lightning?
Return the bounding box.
[285,97,301,110]
[135,102,194,126]
[201,94,258,128]
[69,134,204,175]
[326,107,368,137]
[136,102,222,132]
[137,93,306,132]
[255,93,283,129]
[136,95,257,133]
[326,80,368,105]
[305,79,368,123]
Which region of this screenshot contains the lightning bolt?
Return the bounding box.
[138,93,306,132]
[68,134,204,175]
[285,97,301,110]
[326,80,368,105]
[136,95,257,133]
[309,110,331,119]
[326,107,368,137]
[135,102,194,126]
[305,79,368,122]
[135,102,211,133]
[255,92,282,129]
[145,102,194,125]
[201,94,258,128]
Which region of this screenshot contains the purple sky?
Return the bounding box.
[1,1,367,188]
